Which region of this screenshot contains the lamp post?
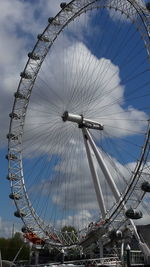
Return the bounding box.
[61,249,65,264]
[126,244,131,267]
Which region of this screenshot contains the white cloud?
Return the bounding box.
[23,41,148,156]
[21,34,149,230]
[56,210,93,230]
[0,217,21,238]
[0,0,149,237]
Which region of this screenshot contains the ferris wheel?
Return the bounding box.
[7,0,150,252]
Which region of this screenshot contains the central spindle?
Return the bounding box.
[62,111,104,130]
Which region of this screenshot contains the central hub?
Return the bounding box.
[62,111,104,131]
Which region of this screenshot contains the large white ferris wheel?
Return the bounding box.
[7,0,150,253]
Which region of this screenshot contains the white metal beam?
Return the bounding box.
[82,128,106,219]
[84,128,121,202]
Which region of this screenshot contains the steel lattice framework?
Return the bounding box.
[7,0,150,247]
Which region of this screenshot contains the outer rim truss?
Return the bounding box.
[7,0,150,246]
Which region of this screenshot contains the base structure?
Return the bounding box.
[62,111,150,260]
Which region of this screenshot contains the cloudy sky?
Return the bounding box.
[0,0,150,238]
[0,0,72,237]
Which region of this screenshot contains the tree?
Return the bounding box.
[0,233,30,262]
[61,225,78,245]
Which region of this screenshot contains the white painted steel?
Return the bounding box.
[7,0,150,247]
[84,128,121,202]
[62,111,103,130]
[82,128,107,219]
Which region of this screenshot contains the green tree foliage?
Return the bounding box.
[0,233,30,261]
[61,225,78,245]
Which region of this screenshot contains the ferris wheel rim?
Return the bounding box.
[7,0,150,246]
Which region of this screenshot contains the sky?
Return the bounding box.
[0,0,71,237]
[0,0,150,239]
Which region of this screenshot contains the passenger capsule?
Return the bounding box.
[22,226,28,233]
[60,2,67,9]
[48,17,60,26]
[125,208,143,220]
[141,181,150,192]
[9,112,20,120]
[6,154,18,160]
[20,71,32,79]
[6,133,18,140]
[60,2,72,11]
[22,226,33,233]
[7,174,18,181]
[14,92,26,99]
[48,17,54,23]
[9,193,21,200]
[37,34,50,42]
[28,52,40,61]
[14,210,26,218]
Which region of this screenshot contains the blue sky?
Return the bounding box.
[0,0,68,237]
[0,0,150,237]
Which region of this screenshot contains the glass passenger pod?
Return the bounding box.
[48,17,54,23]
[125,208,143,220]
[60,2,72,11]
[9,112,20,120]
[48,17,61,26]
[6,154,18,160]
[21,226,34,233]
[6,133,18,140]
[14,210,26,218]
[9,193,21,200]
[7,173,19,181]
[14,92,27,100]
[60,2,67,9]
[37,34,50,42]
[141,181,150,192]
[20,71,32,79]
[28,52,40,61]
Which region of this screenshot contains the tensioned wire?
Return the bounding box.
[21,8,96,227]
[66,8,112,112]
[90,130,136,190]
[65,8,136,112]
[65,9,149,117]
[23,105,100,227]
[81,10,125,106]
[37,6,149,121]
[22,11,92,226]
[23,112,102,226]
[59,11,149,130]
[67,9,107,109]
[19,5,150,233]
[24,63,145,222]
[28,6,149,121]
[83,36,148,117]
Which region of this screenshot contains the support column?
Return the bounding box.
[82,128,106,219]
[99,240,104,258]
[0,250,2,267]
[35,249,39,266]
[83,128,150,257]
[61,249,65,264]
[84,128,121,202]
[126,244,131,267]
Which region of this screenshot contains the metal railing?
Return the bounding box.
[130,250,144,266]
